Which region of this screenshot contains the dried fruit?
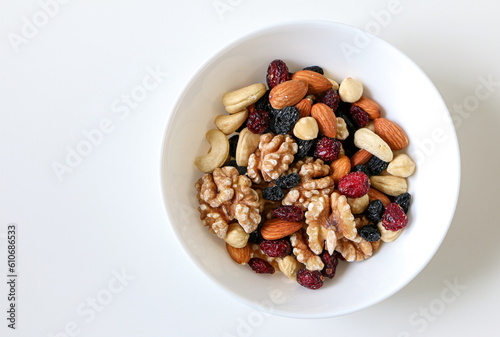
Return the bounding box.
[292,70,332,95]
[358,224,381,242]
[366,156,389,175]
[247,109,270,134]
[349,105,369,128]
[374,118,409,150]
[318,89,340,111]
[248,257,275,274]
[394,192,411,213]
[276,173,301,189]
[266,59,289,89]
[262,185,285,201]
[320,250,339,279]
[273,106,300,134]
[294,138,315,160]
[261,218,303,240]
[260,239,292,258]
[303,65,324,74]
[337,172,370,198]
[226,160,247,175]
[352,164,370,176]
[365,199,385,224]
[228,135,239,158]
[297,268,324,289]
[269,80,308,109]
[382,203,408,231]
[248,223,263,244]
[313,137,341,162]
[272,205,304,221]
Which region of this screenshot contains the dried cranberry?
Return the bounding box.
[318,89,340,112]
[272,205,304,221]
[297,269,324,289]
[266,59,289,89]
[349,105,369,128]
[313,137,341,162]
[337,172,370,198]
[382,203,408,231]
[320,250,339,279]
[247,109,270,134]
[260,239,291,258]
[248,258,275,274]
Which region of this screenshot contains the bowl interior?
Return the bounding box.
[161,21,460,318]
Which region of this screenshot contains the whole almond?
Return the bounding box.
[367,187,391,206]
[330,155,351,184]
[292,70,333,95]
[226,243,251,265]
[311,103,337,138]
[374,118,409,150]
[350,149,372,167]
[295,98,312,117]
[261,218,303,240]
[269,80,308,109]
[352,96,381,119]
[354,128,393,162]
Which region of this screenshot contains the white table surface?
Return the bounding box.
[1,0,499,336]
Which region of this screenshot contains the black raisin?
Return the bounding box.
[352,165,370,176]
[228,135,239,158]
[359,224,381,242]
[294,138,315,161]
[262,186,285,201]
[276,173,301,189]
[273,106,300,134]
[366,156,389,175]
[365,200,385,224]
[227,160,247,175]
[248,223,263,244]
[303,66,324,75]
[394,192,411,213]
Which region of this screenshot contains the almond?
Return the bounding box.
[311,103,337,138]
[374,118,409,150]
[352,96,381,119]
[269,80,308,109]
[226,243,251,265]
[295,98,312,117]
[261,218,303,240]
[292,70,332,95]
[367,187,391,207]
[350,149,372,167]
[330,155,351,184]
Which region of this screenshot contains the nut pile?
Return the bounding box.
[194,59,416,290]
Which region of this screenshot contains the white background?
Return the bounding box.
[1,0,499,336]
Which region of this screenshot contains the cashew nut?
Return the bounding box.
[194,129,229,173]
[222,83,266,114]
[214,109,249,135]
[236,128,261,167]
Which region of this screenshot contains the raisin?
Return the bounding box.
[359,224,381,242]
[318,89,340,111]
[267,59,289,89]
[272,205,304,221]
[337,172,370,198]
[349,105,369,128]
[247,109,270,134]
[366,156,389,175]
[294,138,315,160]
[365,200,385,224]
[248,223,263,244]
[382,203,408,231]
[275,173,301,189]
[297,269,324,289]
[227,160,247,175]
[352,164,370,176]
[260,239,291,258]
[394,192,411,213]
[303,66,324,74]
[228,135,239,158]
[320,250,339,279]
[248,258,275,274]
[313,137,341,162]
[255,90,271,110]
[262,186,285,201]
[273,106,300,134]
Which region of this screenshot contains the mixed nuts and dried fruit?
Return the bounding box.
[194,60,416,290]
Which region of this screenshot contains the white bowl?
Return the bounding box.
[160,20,460,318]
